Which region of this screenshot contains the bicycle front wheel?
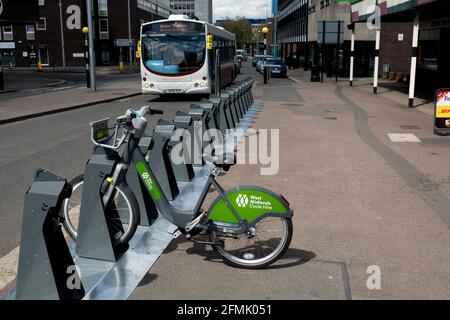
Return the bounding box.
[209,217,293,269]
[62,174,140,247]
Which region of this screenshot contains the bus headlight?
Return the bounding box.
[194,83,199,88]
[150,83,154,88]
[144,83,150,88]
[200,82,205,87]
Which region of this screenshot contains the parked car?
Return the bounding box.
[235,59,241,74]
[266,58,288,78]
[256,55,273,73]
[236,49,248,62]
[252,55,262,67]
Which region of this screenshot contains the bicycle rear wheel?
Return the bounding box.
[209,217,292,269]
[62,174,139,247]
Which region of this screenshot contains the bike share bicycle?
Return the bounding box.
[62,106,293,269]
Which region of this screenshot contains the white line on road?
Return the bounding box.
[50,86,76,92]
[0,246,20,292]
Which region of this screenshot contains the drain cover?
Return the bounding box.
[388,133,421,143]
[324,117,338,120]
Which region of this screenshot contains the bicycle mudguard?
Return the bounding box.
[207,186,292,225]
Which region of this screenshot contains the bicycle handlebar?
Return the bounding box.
[135,106,164,118]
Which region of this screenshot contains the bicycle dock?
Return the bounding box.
[4,77,261,300]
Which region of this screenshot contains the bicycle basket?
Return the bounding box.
[90,118,122,146]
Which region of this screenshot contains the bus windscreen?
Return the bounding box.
[142,22,206,76]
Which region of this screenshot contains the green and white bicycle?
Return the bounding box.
[62,106,293,269]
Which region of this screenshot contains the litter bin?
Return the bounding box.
[311,65,320,82]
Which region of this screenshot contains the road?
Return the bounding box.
[1,70,139,101]
[0,90,212,257]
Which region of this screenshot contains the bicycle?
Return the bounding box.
[62,106,293,269]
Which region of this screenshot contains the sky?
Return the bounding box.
[213,0,273,22]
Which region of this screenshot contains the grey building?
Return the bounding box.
[307,0,375,77]
[170,0,212,23]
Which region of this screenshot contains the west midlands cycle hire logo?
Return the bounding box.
[236,193,274,210]
[141,172,154,190]
[236,194,249,208]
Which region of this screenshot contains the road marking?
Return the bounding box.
[387,133,421,143]
[50,86,76,92]
[0,246,20,292]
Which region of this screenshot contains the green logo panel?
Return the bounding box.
[136,161,161,200]
[208,189,288,224]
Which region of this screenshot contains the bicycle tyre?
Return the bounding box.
[62,174,140,247]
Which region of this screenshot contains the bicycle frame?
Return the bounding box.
[100,122,292,236]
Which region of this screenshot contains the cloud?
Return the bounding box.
[213,0,272,22]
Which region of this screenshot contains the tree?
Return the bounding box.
[216,17,254,48]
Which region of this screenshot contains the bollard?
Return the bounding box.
[263,66,268,84]
[16,168,85,300]
[37,60,43,72]
[76,147,127,262]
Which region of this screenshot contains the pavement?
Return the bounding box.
[132,66,450,299]
[1,62,450,300]
[287,68,436,116]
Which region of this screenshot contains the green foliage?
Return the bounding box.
[216,17,254,48]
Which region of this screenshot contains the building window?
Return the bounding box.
[36,18,47,31]
[99,19,109,40]
[3,26,13,41]
[38,0,45,5]
[98,0,108,17]
[26,25,36,40]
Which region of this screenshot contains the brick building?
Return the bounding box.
[0,0,173,68]
[351,0,450,104]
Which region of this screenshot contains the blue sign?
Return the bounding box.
[272,0,278,15]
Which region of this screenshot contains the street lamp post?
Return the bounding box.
[127,0,133,66]
[262,27,269,56]
[58,0,66,69]
[86,0,96,91]
[82,27,91,88]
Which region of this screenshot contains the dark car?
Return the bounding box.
[256,55,273,73]
[252,55,262,67]
[266,58,287,78]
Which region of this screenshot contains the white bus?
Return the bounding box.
[140,15,237,95]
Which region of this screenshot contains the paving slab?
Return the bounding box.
[131,238,350,300]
